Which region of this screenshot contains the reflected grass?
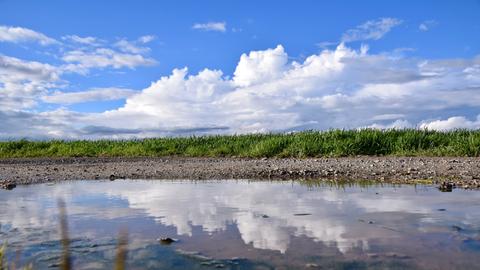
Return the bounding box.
[0,129,480,158]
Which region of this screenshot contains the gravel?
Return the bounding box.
[1,157,479,188]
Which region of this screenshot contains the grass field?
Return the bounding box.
[0,129,479,158]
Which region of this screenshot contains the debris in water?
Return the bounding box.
[158,237,177,245]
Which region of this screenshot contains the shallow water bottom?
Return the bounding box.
[1,180,480,269]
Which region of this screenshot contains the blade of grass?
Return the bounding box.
[114,230,128,270]
[58,199,71,270]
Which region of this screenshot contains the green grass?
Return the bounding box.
[0,129,479,158]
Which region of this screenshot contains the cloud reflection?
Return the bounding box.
[1,181,480,254]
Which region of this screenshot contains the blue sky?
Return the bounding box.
[0,0,479,138]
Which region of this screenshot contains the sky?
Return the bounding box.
[0,0,479,139]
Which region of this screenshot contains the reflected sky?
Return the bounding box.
[1,180,480,269]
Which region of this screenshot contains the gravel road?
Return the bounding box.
[1,157,480,189]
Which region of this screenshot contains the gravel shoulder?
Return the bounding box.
[1,156,480,188]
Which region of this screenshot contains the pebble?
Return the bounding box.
[0,181,16,190]
[158,237,177,244]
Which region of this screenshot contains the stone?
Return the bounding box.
[439,181,454,192]
[1,181,16,190]
[158,237,177,245]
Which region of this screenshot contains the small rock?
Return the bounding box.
[1,181,16,190]
[438,181,454,192]
[158,237,177,245]
[109,174,116,181]
[384,252,410,259]
[452,225,463,232]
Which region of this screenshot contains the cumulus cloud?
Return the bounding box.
[42,87,137,104]
[0,25,58,45]
[367,119,413,130]
[192,21,227,32]
[420,116,480,131]
[50,43,476,138]
[1,39,480,139]
[342,18,402,42]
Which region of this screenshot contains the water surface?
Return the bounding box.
[1,180,479,269]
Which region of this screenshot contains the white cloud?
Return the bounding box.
[0,25,58,45]
[342,18,402,42]
[60,43,477,138]
[58,35,157,74]
[192,22,227,32]
[233,45,288,87]
[42,87,136,104]
[62,48,156,70]
[114,39,150,54]
[138,35,155,43]
[1,41,480,139]
[316,41,338,49]
[62,35,102,46]
[419,116,480,131]
[419,20,438,32]
[371,114,406,121]
[0,55,60,109]
[367,119,413,130]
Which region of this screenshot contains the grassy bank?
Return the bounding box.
[0,129,479,158]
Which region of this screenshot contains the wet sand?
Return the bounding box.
[1,157,480,188]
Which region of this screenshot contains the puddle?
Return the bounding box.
[1,180,480,269]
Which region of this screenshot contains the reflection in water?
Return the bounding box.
[1,180,480,269]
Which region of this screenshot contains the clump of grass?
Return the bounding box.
[0,129,479,158]
[0,243,5,270]
[0,242,32,270]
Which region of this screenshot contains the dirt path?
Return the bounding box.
[1,157,480,189]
